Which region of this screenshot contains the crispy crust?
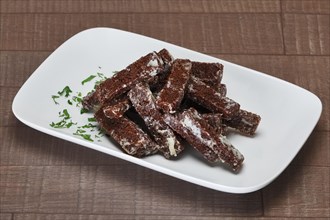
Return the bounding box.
[128,83,184,158]
[95,107,159,157]
[157,48,174,65]
[164,112,220,163]
[201,113,228,135]
[102,95,131,119]
[156,59,192,113]
[187,76,240,119]
[164,108,244,171]
[83,51,164,110]
[191,61,223,90]
[224,109,261,136]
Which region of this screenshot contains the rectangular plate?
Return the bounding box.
[12,28,322,193]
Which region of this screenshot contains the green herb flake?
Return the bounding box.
[80,108,89,114]
[50,119,67,128]
[73,132,93,142]
[80,123,97,129]
[50,109,75,128]
[49,70,111,143]
[72,96,83,107]
[81,75,96,85]
[88,117,96,122]
[52,95,60,104]
[97,72,107,80]
[58,86,73,97]
[65,121,76,128]
[73,96,82,103]
[76,129,87,133]
[60,109,70,120]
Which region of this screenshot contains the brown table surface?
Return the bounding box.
[1,0,329,219]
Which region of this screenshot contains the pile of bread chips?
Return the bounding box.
[83,49,261,172]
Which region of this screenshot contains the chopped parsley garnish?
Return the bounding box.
[50,69,111,142]
[93,72,108,89]
[50,109,75,128]
[80,123,97,129]
[58,86,73,97]
[52,95,60,104]
[88,117,96,122]
[97,72,107,80]
[59,109,70,120]
[81,75,96,85]
[51,86,72,104]
[80,108,89,114]
[50,119,66,128]
[72,96,83,107]
[65,121,76,128]
[73,129,93,142]
[72,96,82,104]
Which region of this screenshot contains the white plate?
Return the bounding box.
[12,28,322,193]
